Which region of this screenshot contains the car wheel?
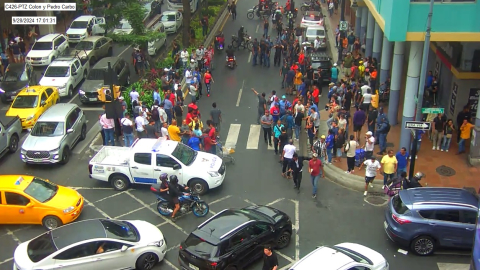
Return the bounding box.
[189,178,209,195]
[8,134,19,153]
[135,252,159,270]
[108,47,113,56]
[109,174,129,191]
[275,230,291,249]
[80,124,87,140]
[67,86,73,98]
[410,236,436,256]
[59,147,70,165]
[42,215,62,230]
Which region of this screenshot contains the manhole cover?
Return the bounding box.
[436,165,456,177]
[368,191,386,197]
[365,196,388,206]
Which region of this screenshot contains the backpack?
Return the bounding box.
[151,107,160,121]
[385,122,391,133]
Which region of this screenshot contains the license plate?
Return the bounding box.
[89,98,97,101]
[189,264,199,270]
[33,158,42,162]
[384,221,388,229]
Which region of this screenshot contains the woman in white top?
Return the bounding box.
[361,88,372,111]
[344,135,359,173]
[337,114,347,130]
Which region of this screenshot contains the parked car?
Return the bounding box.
[20,103,87,165]
[66,15,106,44]
[291,243,389,270]
[13,219,166,270]
[309,52,332,83]
[0,115,22,159]
[160,10,183,34]
[147,22,167,56]
[79,57,131,103]
[0,63,33,103]
[179,206,292,270]
[304,25,327,51]
[0,175,84,230]
[69,36,113,65]
[300,11,323,28]
[26,34,69,66]
[6,86,59,129]
[384,187,478,256]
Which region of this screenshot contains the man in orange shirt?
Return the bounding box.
[370,68,378,90]
[458,119,474,154]
[298,50,305,73]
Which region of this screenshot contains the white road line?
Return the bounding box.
[276,250,295,263]
[256,24,260,33]
[67,93,79,104]
[209,209,217,215]
[266,198,284,206]
[244,199,256,205]
[71,187,114,190]
[236,80,244,107]
[83,198,111,219]
[437,263,469,270]
[114,202,156,219]
[163,259,180,270]
[124,191,189,235]
[248,51,252,63]
[267,139,274,150]
[73,124,101,154]
[156,221,168,227]
[167,244,180,252]
[5,228,21,245]
[209,195,232,205]
[225,124,241,149]
[0,257,13,265]
[12,226,31,232]
[246,124,261,149]
[279,262,294,270]
[291,199,300,261]
[93,191,126,203]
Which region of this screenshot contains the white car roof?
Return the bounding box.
[306,25,325,30]
[291,246,354,270]
[133,138,178,154]
[37,33,63,42]
[74,15,96,22]
[48,59,75,66]
[162,11,178,15]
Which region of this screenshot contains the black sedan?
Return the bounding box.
[179,206,292,270]
[0,63,34,103]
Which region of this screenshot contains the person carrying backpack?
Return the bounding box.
[151,103,161,132]
[376,116,390,155]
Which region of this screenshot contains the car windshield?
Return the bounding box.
[304,15,321,21]
[3,69,27,82]
[24,177,59,203]
[70,20,89,29]
[331,246,372,265]
[87,68,105,80]
[44,66,70,77]
[11,95,38,108]
[115,22,132,29]
[32,41,52,51]
[161,14,176,22]
[184,234,219,258]
[100,219,139,242]
[171,143,197,165]
[31,122,65,136]
[75,41,94,50]
[306,28,325,37]
[27,232,57,263]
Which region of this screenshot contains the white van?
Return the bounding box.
[147,22,167,56]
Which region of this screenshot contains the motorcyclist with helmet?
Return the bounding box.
[225,45,237,66]
[404,172,426,189]
[158,173,172,205]
[168,175,189,221]
[215,32,225,50]
[238,26,249,46]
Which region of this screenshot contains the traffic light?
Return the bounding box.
[97,88,105,102]
[113,85,121,99]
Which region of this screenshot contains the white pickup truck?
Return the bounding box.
[88,138,226,195]
[66,15,106,44]
[39,56,89,98]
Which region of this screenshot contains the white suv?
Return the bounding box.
[26,34,69,66]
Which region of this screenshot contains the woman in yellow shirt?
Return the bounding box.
[294,70,303,95]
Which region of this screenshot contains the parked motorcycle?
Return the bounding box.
[231,33,253,50]
[300,1,320,11]
[150,184,209,217]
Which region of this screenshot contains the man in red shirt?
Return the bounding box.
[308,153,323,198]
[206,120,217,142]
[312,86,320,106]
[203,129,216,154]
[298,51,305,73]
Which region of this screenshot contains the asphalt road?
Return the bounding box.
[0,2,472,270]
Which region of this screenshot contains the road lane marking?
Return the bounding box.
[83,197,111,219]
[5,228,21,244]
[156,221,168,227]
[256,24,259,33]
[167,244,180,252]
[276,250,295,263]
[437,263,469,270]
[114,202,156,219]
[266,198,284,206]
[209,195,232,205]
[72,124,101,154]
[70,187,113,190]
[236,80,244,107]
[163,259,180,270]
[93,191,127,203]
[0,257,13,265]
[248,51,252,63]
[225,124,241,149]
[291,199,300,261]
[280,263,294,270]
[246,124,261,149]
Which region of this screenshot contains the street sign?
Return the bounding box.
[422,108,445,114]
[405,121,431,130]
[339,21,348,31]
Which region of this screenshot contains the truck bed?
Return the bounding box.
[0,115,20,130]
[90,146,130,166]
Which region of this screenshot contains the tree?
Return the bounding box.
[182,0,192,47]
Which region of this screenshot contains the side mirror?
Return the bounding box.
[121,245,128,252]
[270,226,275,232]
[26,202,34,208]
[40,101,46,106]
[173,164,181,170]
[54,46,58,50]
[66,128,74,134]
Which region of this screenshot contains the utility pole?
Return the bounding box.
[337,0,346,65]
[414,0,434,121]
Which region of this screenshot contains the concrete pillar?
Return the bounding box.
[355,8,362,39]
[387,42,405,126]
[372,22,383,61]
[399,42,423,150]
[365,11,374,58]
[476,106,480,126]
[360,7,368,44]
[380,36,393,84]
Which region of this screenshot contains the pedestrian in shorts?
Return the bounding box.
[359,156,381,196]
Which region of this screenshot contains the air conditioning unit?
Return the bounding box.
[351,0,358,8]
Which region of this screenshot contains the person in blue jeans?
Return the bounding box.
[325,129,335,164]
[330,64,339,83]
[121,114,135,147]
[395,147,409,177]
[308,153,323,199]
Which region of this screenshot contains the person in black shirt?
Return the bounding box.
[367,107,377,133]
[288,153,311,190]
[168,175,189,220]
[456,105,471,142]
[432,113,446,150]
[259,40,267,66]
[18,38,26,62]
[343,87,352,111]
[305,65,314,91]
[145,119,159,138]
[174,102,183,125]
[294,108,304,140]
[273,44,282,67]
[262,246,278,270]
[278,127,289,159]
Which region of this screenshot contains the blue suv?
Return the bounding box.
[384,187,478,256]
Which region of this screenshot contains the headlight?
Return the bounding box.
[63,206,74,213]
[26,114,35,121]
[148,239,164,247]
[0,88,4,94]
[208,171,220,177]
[58,84,67,89]
[42,56,48,60]
[50,147,60,153]
[79,90,85,95]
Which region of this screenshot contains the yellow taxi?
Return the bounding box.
[6,86,59,129]
[0,175,84,230]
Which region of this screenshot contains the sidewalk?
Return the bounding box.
[311,3,478,191]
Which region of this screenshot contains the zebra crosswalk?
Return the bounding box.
[222,123,300,151]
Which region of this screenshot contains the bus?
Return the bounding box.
[167,0,202,13]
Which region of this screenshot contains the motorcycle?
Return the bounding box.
[300,1,320,11]
[215,36,225,52]
[247,5,272,20]
[150,184,209,217]
[231,32,253,50]
[226,56,235,69]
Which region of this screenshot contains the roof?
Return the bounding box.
[49,58,77,66]
[401,187,479,209]
[37,33,63,42]
[195,209,255,242]
[292,246,353,270]
[0,175,34,190]
[306,25,326,30]
[133,138,178,154]
[17,86,51,96]
[162,10,177,15]
[74,15,96,22]
[39,104,77,122]
[51,219,107,250]
[94,57,122,69]
[80,36,105,42]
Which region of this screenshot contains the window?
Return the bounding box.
[392,195,410,215]
[54,242,97,260]
[45,88,55,97]
[184,234,219,257]
[41,93,48,103]
[95,40,102,49]
[57,36,66,45]
[348,267,371,270]
[461,210,477,224]
[53,38,61,48]
[100,220,139,242]
[418,210,435,219]
[93,241,125,254]
[5,192,30,206]
[171,143,197,165]
[156,154,179,168]
[66,110,79,130]
[0,192,2,203]
[246,223,269,238]
[11,95,38,108]
[31,121,64,136]
[24,177,58,203]
[134,153,151,165]
[27,232,58,262]
[228,229,250,250]
[434,210,460,222]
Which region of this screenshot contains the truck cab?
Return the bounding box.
[66,15,106,44]
[39,56,89,98]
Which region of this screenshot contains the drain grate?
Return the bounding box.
[436,165,456,177]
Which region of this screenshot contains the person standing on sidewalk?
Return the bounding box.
[345,135,358,173]
[381,150,397,189]
[363,131,375,160]
[458,119,474,155]
[360,156,381,196]
[261,111,274,146]
[325,129,335,164]
[289,153,311,191]
[456,105,471,143]
[376,117,390,155]
[121,114,134,147]
[281,139,296,178]
[308,153,323,199]
[395,147,409,177]
[442,119,454,152]
[431,113,446,150]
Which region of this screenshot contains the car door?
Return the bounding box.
[92,39,103,60]
[118,60,129,84]
[55,35,68,53]
[88,240,134,269]
[39,92,49,115]
[130,153,156,184]
[155,154,184,183]
[45,87,57,104]
[53,241,99,270]
[430,210,465,248]
[460,209,477,248]
[0,125,7,151]
[73,60,83,85]
[65,109,79,145]
[244,223,276,261]
[72,108,84,140]
[224,228,255,267]
[94,17,106,35]
[70,62,79,86]
[3,191,38,224]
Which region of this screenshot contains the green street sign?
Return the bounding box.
[422,108,445,114]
